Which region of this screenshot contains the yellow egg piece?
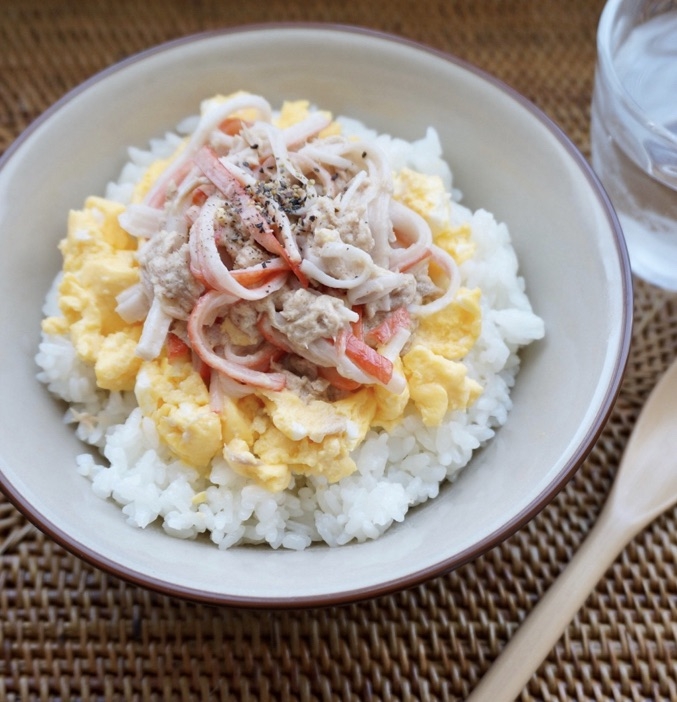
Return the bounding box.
[220,395,262,447]
[331,388,379,447]
[135,357,222,470]
[434,222,476,264]
[260,388,376,445]
[45,197,140,365]
[371,358,410,430]
[253,419,356,484]
[60,197,136,261]
[216,388,373,490]
[41,314,69,336]
[94,328,143,392]
[394,168,450,235]
[402,344,482,426]
[57,276,103,363]
[223,438,291,492]
[411,287,482,360]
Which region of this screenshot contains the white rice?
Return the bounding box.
[35,112,544,551]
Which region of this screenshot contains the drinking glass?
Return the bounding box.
[590,0,677,289]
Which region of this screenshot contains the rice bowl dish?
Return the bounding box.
[0,25,630,605]
[35,92,544,550]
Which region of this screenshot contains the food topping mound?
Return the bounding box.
[42,93,492,492]
[120,93,464,398]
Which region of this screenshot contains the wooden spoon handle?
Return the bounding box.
[466,507,634,701]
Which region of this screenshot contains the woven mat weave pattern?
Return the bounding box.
[2,1,677,699]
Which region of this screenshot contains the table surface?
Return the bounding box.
[2,1,677,700]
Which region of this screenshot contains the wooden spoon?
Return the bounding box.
[467,357,677,701]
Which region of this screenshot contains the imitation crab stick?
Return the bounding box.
[188,290,286,391]
[344,333,394,386]
[193,146,309,286]
[364,307,411,346]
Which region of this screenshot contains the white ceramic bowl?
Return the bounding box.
[0,25,631,607]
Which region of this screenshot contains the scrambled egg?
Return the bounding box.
[220,388,375,491]
[43,96,483,492]
[136,357,222,468]
[42,197,142,391]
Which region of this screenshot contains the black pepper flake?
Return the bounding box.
[252,144,259,149]
[309,215,316,222]
[331,173,339,181]
[362,151,367,158]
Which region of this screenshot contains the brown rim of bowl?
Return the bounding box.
[0,23,633,609]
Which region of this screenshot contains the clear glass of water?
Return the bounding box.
[591,0,677,290]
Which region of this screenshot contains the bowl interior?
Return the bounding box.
[0,26,630,605]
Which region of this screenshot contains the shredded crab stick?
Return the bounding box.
[365,307,412,346]
[143,93,273,209]
[193,147,306,283]
[117,94,460,398]
[344,333,394,386]
[388,199,433,272]
[187,290,287,391]
[188,193,289,300]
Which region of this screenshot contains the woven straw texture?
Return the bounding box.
[2,1,677,700]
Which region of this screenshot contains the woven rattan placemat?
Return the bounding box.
[2,1,677,699]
